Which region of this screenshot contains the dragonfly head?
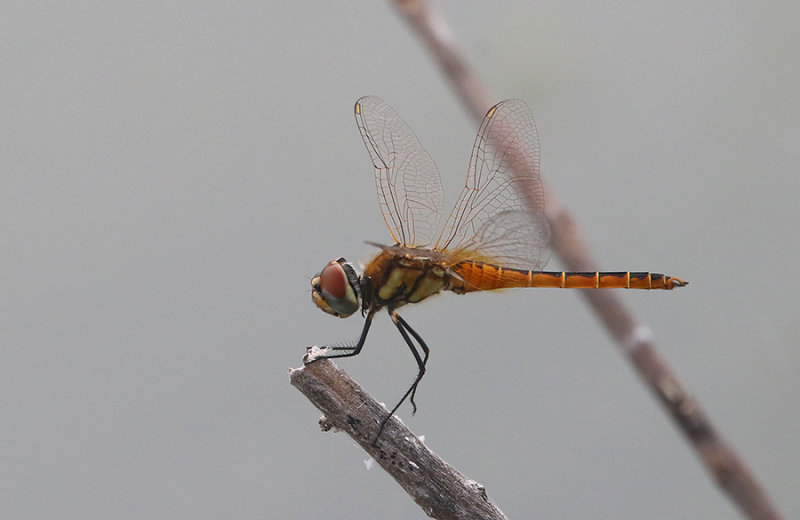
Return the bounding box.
[311,258,361,318]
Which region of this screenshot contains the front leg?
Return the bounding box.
[305,309,376,364]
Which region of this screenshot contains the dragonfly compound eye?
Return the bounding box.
[311,258,360,318]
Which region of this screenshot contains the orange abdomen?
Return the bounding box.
[450,261,688,292]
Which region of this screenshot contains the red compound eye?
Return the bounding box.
[319,261,346,300]
[311,258,359,318]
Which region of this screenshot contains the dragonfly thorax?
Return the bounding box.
[362,246,452,308]
[311,258,362,318]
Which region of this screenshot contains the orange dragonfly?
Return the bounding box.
[310,96,687,438]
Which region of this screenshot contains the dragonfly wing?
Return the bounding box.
[453,209,550,270]
[435,99,550,270]
[354,96,444,247]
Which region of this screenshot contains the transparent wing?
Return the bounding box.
[434,99,550,270]
[354,96,444,247]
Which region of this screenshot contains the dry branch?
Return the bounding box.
[389,1,783,519]
[290,352,507,520]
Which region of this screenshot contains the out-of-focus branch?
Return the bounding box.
[290,351,508,520]
[391,1,783,519]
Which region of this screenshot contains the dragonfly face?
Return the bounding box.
[308,96,687,444]
[311,258,361,318]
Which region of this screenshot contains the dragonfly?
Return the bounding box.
[309,96,687,441]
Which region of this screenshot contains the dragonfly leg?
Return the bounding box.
[373,310,430,444]
[392,312,430,412]
[306,310,375,363]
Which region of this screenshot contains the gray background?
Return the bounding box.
[3,2,798,518]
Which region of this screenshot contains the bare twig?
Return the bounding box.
[290,351,508,520]
[390,1,783,519]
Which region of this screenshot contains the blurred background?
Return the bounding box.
[3,2,798,518]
